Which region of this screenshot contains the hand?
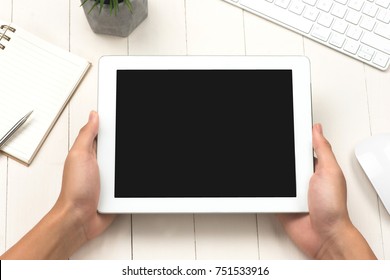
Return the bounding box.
[277,123,376,259]
[1,111,116,259]
[54,110,116,241]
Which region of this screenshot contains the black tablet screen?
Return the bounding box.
[115,70,296,197]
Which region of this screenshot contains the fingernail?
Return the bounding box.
[315,123,323,135]
[89,110,96,122]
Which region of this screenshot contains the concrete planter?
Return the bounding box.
[81,0,148,37]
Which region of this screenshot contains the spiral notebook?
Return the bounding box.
[0,21,90,165]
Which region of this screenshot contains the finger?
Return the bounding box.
[73,111,99,151]
[312,123,339,169]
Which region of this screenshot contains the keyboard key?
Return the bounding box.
[311,25,331,41]
[329,32,346,47]
[375,0,390,9]
[362,3,378,17]
[317,0,333,12]
[289,1,306,15]
[304,7,320,21]
[347,26,363,40]
[377,9,390,23]
[372,52,389,67]
[360,16,376,31]
[275,0,291,9]
[318,13,334,27]
[331,3,348,18]
[240,0,314,33]
[358,45,375,60]
[361,32,390,54]
[303,0,318,6]
[375,23,390,39]
[332,19,349,33]
[348,0,365,11]
[346,10,362,24]
[344,39,360,54]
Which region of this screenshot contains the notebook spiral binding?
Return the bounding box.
[0,25,16,50]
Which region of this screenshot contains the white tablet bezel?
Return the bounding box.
[97,55,313,213]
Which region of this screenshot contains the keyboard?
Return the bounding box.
[222,0,390,71]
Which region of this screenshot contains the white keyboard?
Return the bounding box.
[223,0,390,71]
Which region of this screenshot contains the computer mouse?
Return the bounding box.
[355,133,390,215]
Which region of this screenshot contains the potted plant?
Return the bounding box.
[80,0,148,37]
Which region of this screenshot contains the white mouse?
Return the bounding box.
[355,133,390,215]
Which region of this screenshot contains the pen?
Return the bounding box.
[0,110,33,148]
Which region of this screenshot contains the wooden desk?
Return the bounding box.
[1,0,389,260]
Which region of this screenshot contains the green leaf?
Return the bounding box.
[80,0,89,7]
[124,0,133,13]
[89,2,100,14]
[114,0,118,15]
[81,0,133,16]
[99,0,104,13]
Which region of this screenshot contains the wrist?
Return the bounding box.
[46,203,88,258]
[315,221,377,260]
[0,203,88,260]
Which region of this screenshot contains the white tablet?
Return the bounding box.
[97,55,313,213]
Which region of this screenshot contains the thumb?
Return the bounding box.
[312,123,339,170]
[73,111,99,151]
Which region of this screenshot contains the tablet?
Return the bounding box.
[97,55,313,213]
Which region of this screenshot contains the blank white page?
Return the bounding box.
[0,21,90,165]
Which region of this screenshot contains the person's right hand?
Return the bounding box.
[0,111,116,260]
[55,110,116,242]
[277,123,376,259]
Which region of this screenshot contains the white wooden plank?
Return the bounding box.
[365,66,390,259]
[243,10,305,55]
[71,215,132,259]
[0,0,12,22]
[365,67,390,133]
[129,0,187,55]
[305,39,384,259]
[382,209,390,259]
[5,0,69,250]
[132,214,196,259]
[194,214,259,259]
[186,0,245,55]
[12,0,69,49]
[6,134,66,248]
[67,0,131,259]
[257,214,307,259]
[0,157,6,254]
[0,0,12,258]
